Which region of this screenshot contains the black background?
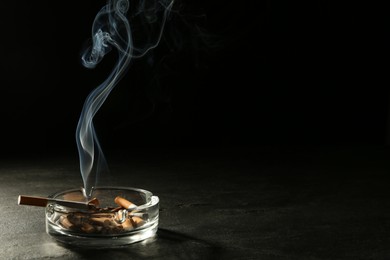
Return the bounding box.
[1,3,388,259]
[0,1,387,157]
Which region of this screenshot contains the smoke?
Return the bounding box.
[76,0,174,198]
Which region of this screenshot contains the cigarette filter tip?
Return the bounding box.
[114,196,137,210]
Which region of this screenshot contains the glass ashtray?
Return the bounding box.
[45,187,159,248]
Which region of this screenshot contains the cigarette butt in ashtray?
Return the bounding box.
[121,218,134,230]
[59,215,74,229]
[81,222,95,233]
[90,217,112,226]
[131,216,145,227]
[114,196,137,210]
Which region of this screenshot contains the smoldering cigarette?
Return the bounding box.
[114,196,137,210]
[18,195,96,210]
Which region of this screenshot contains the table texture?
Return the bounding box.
[1,146,390,259]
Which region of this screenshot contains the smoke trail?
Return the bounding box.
[76,0,174,198]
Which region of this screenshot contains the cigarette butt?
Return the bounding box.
[59,215,73,229]
[103,219,114,228]
[90,217,113,226]
[67,213,88,226]
[18,195,48,207]
[121,218,134,230]
[131,216,144,228]
[90,213,113,219]
[110,206,123,212]
[81,222,95,233]
[114,196,137,210]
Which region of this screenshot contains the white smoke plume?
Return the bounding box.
[76,0,174,198]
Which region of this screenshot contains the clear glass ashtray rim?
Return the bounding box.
[47,186,159,211]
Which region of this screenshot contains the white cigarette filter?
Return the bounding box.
[114,196,137,210]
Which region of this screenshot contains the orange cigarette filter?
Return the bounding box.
[121,219,134,230]
[114,196,137,210]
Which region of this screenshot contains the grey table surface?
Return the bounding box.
[1,146,390,259]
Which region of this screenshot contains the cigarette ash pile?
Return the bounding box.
[58,196,145,234]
